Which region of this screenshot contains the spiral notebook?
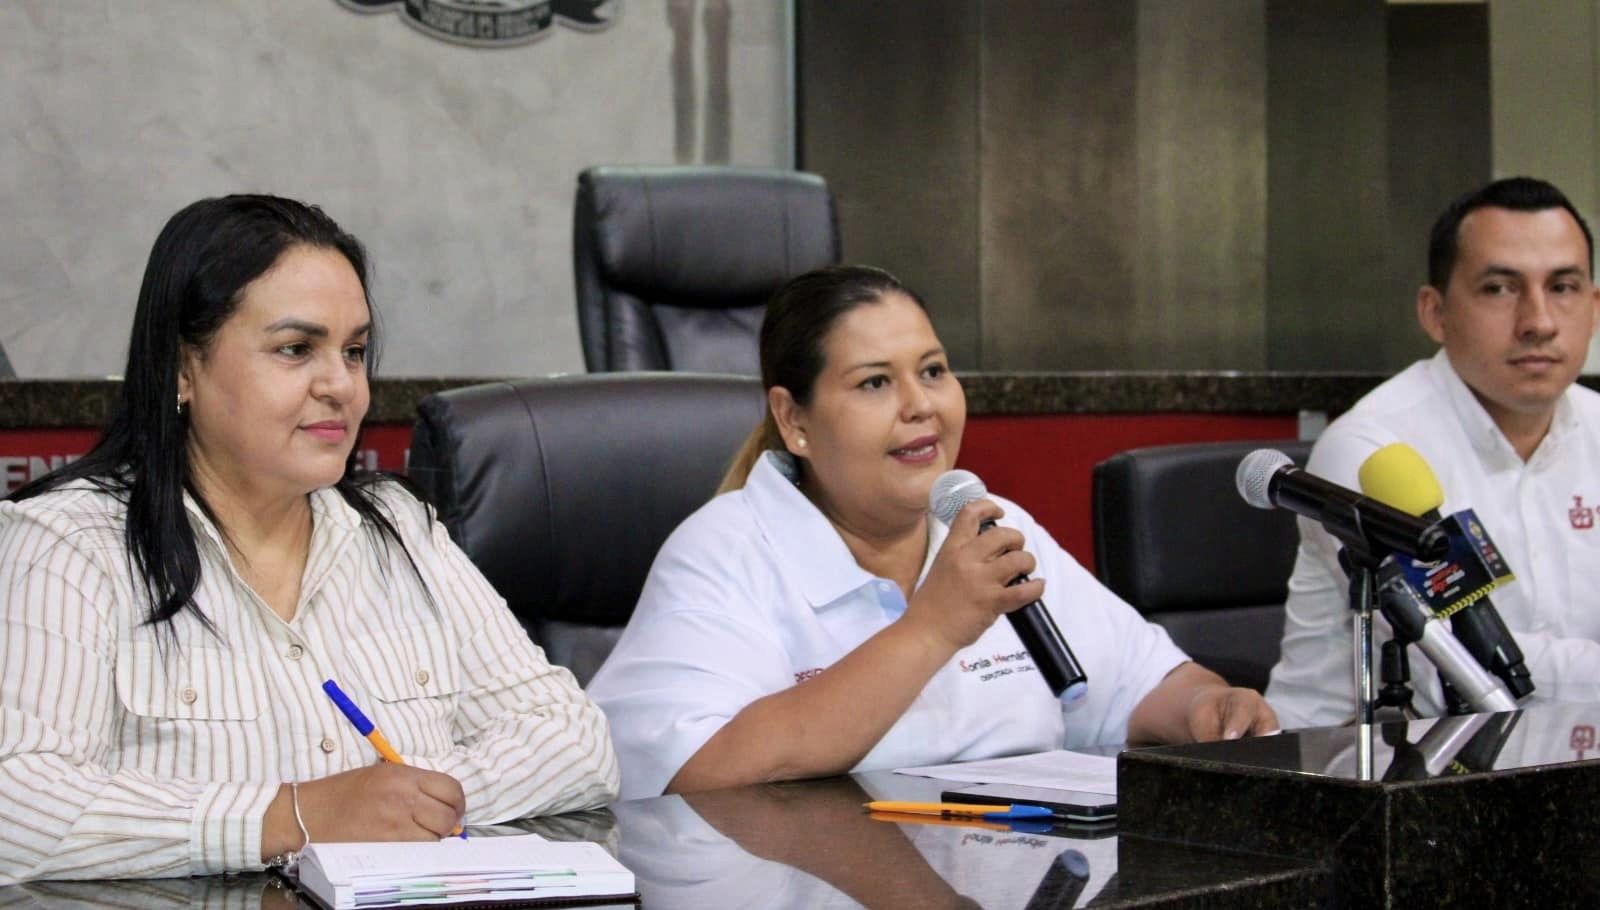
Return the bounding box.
[284,834,638,909]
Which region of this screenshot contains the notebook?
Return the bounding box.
[286,834,637,909]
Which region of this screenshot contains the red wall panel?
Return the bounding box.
[955,413,1298,571]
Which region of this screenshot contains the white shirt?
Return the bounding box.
[0,480,620,883]
[1266,351,1600,728]
[589,453,1187,800]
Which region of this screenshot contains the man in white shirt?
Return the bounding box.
[1266,176,1600,729]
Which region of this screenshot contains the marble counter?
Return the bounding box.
[12,710,1594,907]
[1119,702,1600,907]
[0,372,1393,429]
[0,767,1327,909]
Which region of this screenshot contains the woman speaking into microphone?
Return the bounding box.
[588,266,1276,799]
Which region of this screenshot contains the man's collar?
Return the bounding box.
[1429,348,1577,464]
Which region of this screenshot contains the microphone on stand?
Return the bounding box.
[1235,449,1449,561]
[1373,561,1517,714]
[1358,443,1534,702]
[930,470,1088,703]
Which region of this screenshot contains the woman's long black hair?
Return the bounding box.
[8,194,418,631]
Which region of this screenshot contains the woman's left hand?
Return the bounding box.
[1185,685,1280,742]
[1128,661,1281,745]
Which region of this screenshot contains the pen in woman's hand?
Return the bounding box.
[322,678,466,837]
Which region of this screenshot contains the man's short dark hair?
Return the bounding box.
[1427,176,1595,290]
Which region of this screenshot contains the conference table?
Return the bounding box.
[0,770,1316,910]
[7,700,1600,908]
[604,766,1319,908]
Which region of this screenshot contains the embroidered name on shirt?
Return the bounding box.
[1570,496,1594,530]
[794,667,825,683]
[959,649,1037,682]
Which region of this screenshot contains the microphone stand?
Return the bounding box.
[1321,496,1461,778]
[1337,543,1386,781]
[1322,491,1428,779]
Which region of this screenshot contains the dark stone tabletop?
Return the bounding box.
[1119,703,1600,907]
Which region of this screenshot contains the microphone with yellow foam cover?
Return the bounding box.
[1358,443,1445,518]
[1357,443,1535,703]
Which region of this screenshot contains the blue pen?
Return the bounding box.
[322,678,466,837]
[863,800,1055,820]
[866,809,1057,835]
[977,805,1055,821]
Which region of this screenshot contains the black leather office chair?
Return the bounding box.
[408,373,766,685]
[573,165,839,374]
[1092,439,1314,692]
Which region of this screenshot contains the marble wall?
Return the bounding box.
[799,1,1600,373]
[801,0,1502,373]
[0,1,791,378]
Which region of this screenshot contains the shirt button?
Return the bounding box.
[180,687,198,705]
[877,581,894,593]
[415,669,431,686]
[287,644,305,661]
[320,737,337,754]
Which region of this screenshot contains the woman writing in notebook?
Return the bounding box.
[589,265,1278,799]
[0,196,618,883]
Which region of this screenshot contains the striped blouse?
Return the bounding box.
[0,480,619,883]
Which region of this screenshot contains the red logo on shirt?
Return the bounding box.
[1570,496,1594,530]
[1572,724,1596,760]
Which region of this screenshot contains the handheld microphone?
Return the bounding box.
[1374,561,1518,714]
[930,470,1088,703]
[1235,450,1449,561]
[1357,444,1535,701]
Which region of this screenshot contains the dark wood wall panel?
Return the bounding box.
[1265,0,1489,371]
[1134,0,1268,369]
[799,0,1490,373]
[1383,3,1492,362]
[978,1,1138,370]
[1264,0,1392,371]
[796,0,982,368]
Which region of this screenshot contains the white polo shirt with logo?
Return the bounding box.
[1266,349,1600,729]
[589,452,1188,800]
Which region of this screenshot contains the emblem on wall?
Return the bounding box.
[338,0,617,47]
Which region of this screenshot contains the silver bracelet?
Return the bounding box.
[267,781,312,869]
[291,781,312,851]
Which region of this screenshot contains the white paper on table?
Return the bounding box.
[893,749,1118,795]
